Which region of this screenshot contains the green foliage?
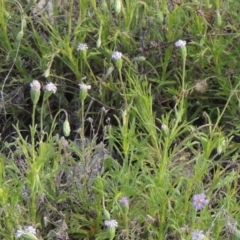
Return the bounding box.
[1,0,240,239]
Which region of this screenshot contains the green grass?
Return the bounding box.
[1,0,240,239]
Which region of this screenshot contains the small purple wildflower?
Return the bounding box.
[191,229,205,240]
[193,193,209,210]
[119,197,129,206]
[104,219,118,228]
[175,39,186,48]
[111,51,122,60]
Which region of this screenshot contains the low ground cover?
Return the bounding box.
[1,0,240,239]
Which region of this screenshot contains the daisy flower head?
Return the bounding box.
[30,80,41,104]
[15,229,24,238]
[191,229,205,240]
[104,219,118,228]
[77,43,88,51]
[79,83,91,90]
[111,51,122,60]
[24,226,36,235]
[30,80,41,92]
[45,82,57,94]
[79,83,91,101]
[104,219,118,240]
[175,39,186,48]
[15,225,37,239]
[119,196,129,206]
[193,193,209,210]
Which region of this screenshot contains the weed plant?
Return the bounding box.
[1,0,240,239]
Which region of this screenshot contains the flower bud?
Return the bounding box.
[101,0,108,11]
[134,56,146,62]
[96,37,101,48]
[161,124,169,137]
[44,68,50,78]
[216,10,222,27]
[17,31,24,41]
[63,119,71,137]
[103,209,110,220]
[20,232,38,240]
[114,0,121,15]
[22,17,27,29]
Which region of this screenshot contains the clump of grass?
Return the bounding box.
[1,0,240,239]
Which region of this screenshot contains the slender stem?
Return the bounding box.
[31,104,36,161]
[213,80,240,133]
[40,97,46,142]
[48,109,68,139]
[81,100,85,139]
[182,57,186,91]
[31,104,37,221]
[118,69,128,109]
[85,59,97,84]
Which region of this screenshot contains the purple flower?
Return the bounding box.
[104,219,118,228]
[119,197,129,206]
[191,229,205,240]
[193,193,209,210]
[175,39,186,48]
[111,51,122,60]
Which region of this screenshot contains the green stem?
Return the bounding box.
[48,109,68,139]
[212,79,240,133]
[118,69,128,109]
[182,57,186,91]
[84,59,97,84]
[31,104,36,161]
[81,100,85,139]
